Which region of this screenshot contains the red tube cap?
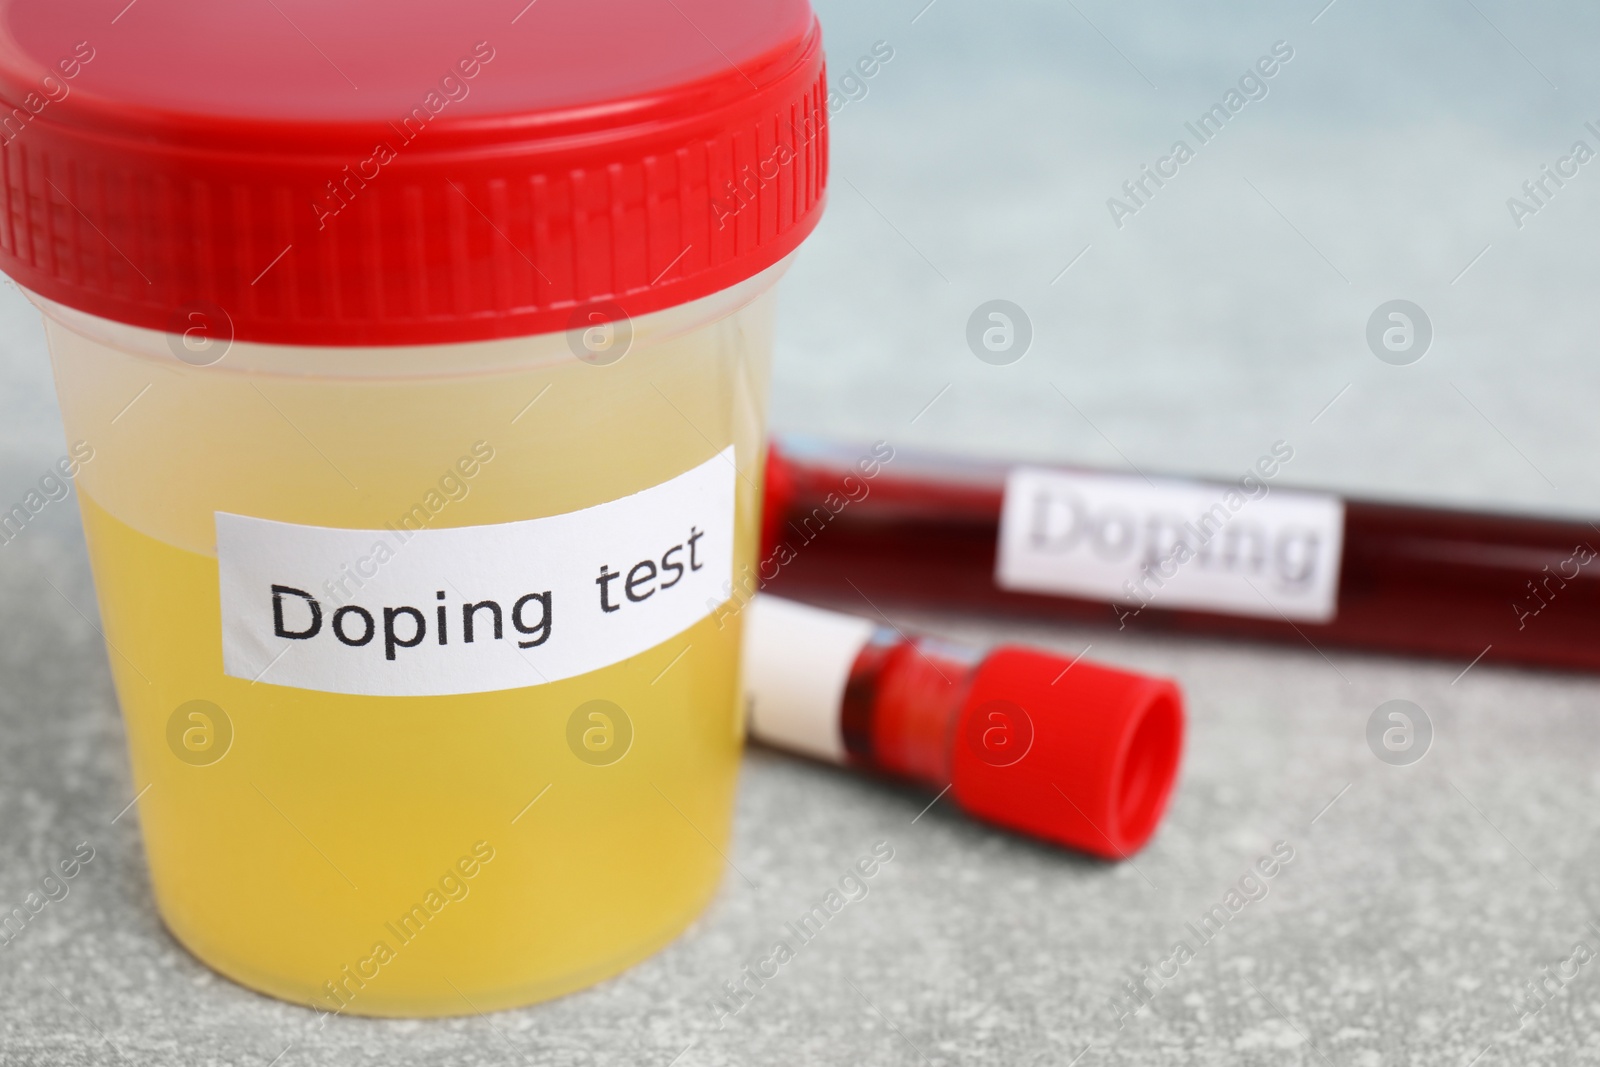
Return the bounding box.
[949,648,1184,859]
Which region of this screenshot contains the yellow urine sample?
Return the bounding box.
[49,283,775,1015]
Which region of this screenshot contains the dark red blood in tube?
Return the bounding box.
[760,436,1600,674]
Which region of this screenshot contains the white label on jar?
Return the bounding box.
[996,467,1344,622]
[217,449,736,697]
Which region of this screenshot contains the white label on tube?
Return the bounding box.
[217,449,736,697]
[996,467,1344,622]
[743,596,873,763]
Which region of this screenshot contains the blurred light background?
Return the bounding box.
[772,0,1600,518]
[2,1,1597,518]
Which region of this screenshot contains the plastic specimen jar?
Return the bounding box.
[0,0,827,1016]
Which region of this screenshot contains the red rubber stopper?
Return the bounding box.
[949,648,1184,859]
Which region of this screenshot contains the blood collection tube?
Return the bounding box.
[760,435,1600,674]
[742,595,1185,858]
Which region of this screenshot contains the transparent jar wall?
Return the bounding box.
[40,267,779,1016]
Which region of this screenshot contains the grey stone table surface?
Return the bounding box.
[5,1,1600,1064]
[5,528,1600,1067]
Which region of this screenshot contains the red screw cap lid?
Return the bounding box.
[950,648,1184,859]
[0,0,827,346]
